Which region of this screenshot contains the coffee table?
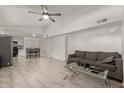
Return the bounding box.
[64,63,110,87]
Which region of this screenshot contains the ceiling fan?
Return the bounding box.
[28,5,61,22]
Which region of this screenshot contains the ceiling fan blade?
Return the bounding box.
[49,13,61,16]
[49,17,55,22]
[28,11,43,15]
[39,17,44,21]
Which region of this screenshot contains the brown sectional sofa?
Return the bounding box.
[67,50,123,81]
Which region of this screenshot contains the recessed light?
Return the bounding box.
[110,30,114,33]
[0,31,4,34]
[32,33,36,37]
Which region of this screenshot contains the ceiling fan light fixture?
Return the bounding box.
[28,5,61,22]
[32,33,36,37]
[43,14,49,19]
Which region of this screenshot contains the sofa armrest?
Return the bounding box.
[68,54,76,58]
[114,58,123,66]
[114,58,123,73]
[67,54,76,64]
[94,62,116,71]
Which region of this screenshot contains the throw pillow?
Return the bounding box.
[101,56,115,65]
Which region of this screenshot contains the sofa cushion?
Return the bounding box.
[85,51,98,61]
[98,52,120,61]
[94,62,116,72]
[101,56,115,65]
[75,50,85,59]
[67,58,82,65]
[80,59,96,66]
[69,58,82,62]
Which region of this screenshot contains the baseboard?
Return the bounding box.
[50,57,65,61]
[120,86,124,88]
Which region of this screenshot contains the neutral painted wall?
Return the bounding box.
[50,35,66,60]
[24,37,40,48]
[45,6,122,37]
[75,24,121,53]
[66,33,77,57]
[39,37,50,57]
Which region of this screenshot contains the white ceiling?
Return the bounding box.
[0,5,103,37]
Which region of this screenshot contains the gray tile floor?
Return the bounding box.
[0,57,122,88]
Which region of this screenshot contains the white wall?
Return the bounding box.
[66,34,77,57]
[50,35,66,60]
[45,6,122,37]
[66,23,121,54]
[39,37,50,57]
[24,37,40,48]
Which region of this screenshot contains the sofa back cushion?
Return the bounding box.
[75,50,85,59]
[98,52,120,61]
[85,51,98,61]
